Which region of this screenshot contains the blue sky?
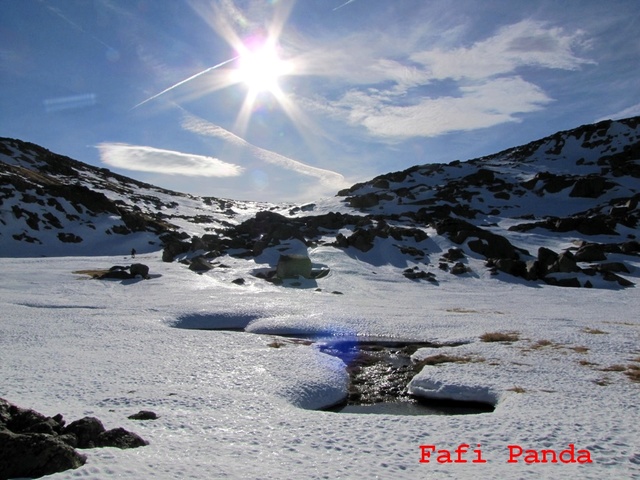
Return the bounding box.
[2,0,639,202]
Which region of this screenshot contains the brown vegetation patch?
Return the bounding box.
[414,354,481,369]
[507,386,526,393]
[625,365,640,383]
[582,327,608,334]
[570,346,590,354]
[600,364,627,372]
[480,331,520,343]
[593,378,611,386]
[578,359,598,366]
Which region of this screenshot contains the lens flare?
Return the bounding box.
[232,40,292,95]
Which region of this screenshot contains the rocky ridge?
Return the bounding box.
[0,137,271,256]
[1,116,639,289]
[166,117,640,289]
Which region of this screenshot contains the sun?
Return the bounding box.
[231,42,292,95]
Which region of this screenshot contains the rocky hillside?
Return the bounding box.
[1,116,639,289]
[0,138,271,257]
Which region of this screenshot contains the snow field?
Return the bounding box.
[0,250,639,479]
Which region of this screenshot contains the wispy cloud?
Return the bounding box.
[298,19,594,140]
[411,20,592,82]
[336,77,551,140]
[181,112,348,189]
[598,102,640,122]
[96,143,243,177]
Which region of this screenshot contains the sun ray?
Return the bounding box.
[139,0,319,146]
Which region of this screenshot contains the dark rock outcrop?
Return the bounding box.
[0,430,86,479]
[0,398,148,479]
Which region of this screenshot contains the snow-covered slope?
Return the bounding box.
[2,118,639,289]
[0,137,274,257]
[1,117,639,479]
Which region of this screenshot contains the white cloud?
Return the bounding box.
[96,143,243,177]
[338,77,551,139]
[598,103,640,122]
[410,20,593,81]
[181,113,348,189]
[298,19,593,140]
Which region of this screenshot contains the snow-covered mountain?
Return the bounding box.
[0,137,272,257]
[1,118,640,480]
[3,116,638,289]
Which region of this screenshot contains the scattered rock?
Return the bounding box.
[128,410,158,421]
[97,427,149,449]
[0,398,147,479]
[130,263,150,278]
[574,243,607,262]
[450,262,468,275]
[0,430,86,479]
[188,256,213,272]
[442,248,465,261]
[64,417,106,449]
[98,263,150,280]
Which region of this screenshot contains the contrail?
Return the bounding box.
[333,0,357,11]
[132,56,239,110]
[39,0,116,52]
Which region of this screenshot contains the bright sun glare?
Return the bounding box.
[232,43,291,95]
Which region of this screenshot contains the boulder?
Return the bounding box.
[601,271,635,287]
[594,262,631,274]
[128,410,158,421]
[0,430,86,479]
[276,254,312,279]
[537,247,558,271]
[553,252,580,273]
[129,263,150,278]
[574,243,607,262]
[188,256,213,272]
[621,241,640,254]
[450,262,468,275]
[436,218,518,260]
[161,235,191,262]
[492,258,527,277]
[63,417,106,449]
[442,248,465,261]
[97,428,149,449]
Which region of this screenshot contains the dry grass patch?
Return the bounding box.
[582,327,608,335]
[593,377,612,386]
[267,339,284,348]
[446,308,504,314]
[625,365,640,382]
[446,308,481,314]
[480,331,520,343]
[578,359,598,366]
[570,346,590,354]
[600,364,627,372]
[507,386,526,393]
[414,354,483,369]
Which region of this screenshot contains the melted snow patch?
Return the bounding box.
[168,312,260,330]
